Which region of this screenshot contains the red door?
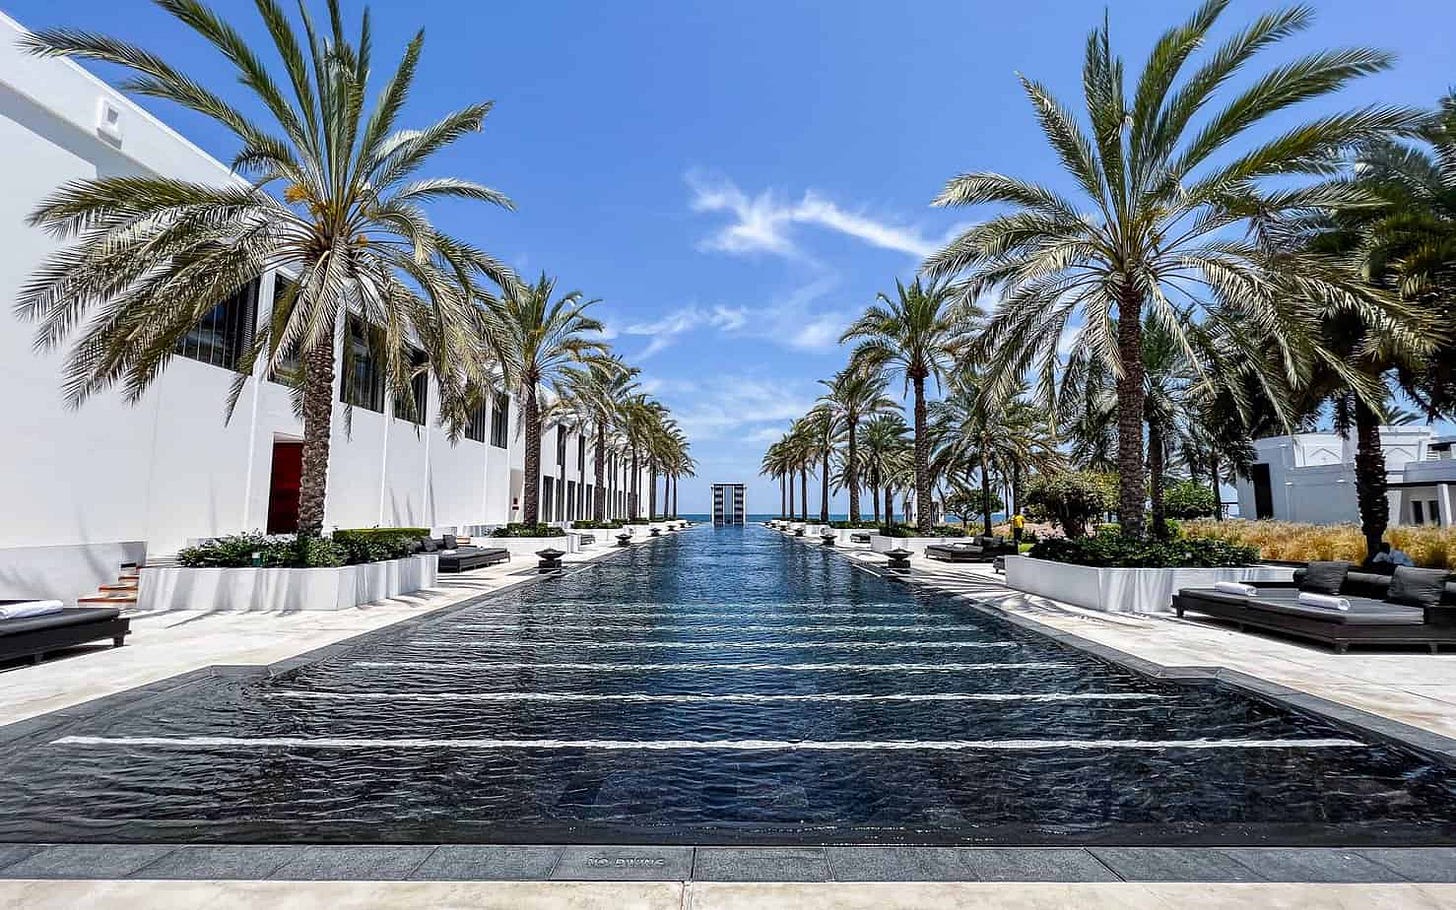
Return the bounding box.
[266,441,304,534]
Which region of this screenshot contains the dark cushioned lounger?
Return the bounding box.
[437,547,511,573]
[1174,564,1456,653]
[0,605,130,665]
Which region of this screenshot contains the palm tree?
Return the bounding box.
[564,357,639,522]
[1298,92,1456,555]
[497,274,612,524]
[923,2,1419,537]
[817,367,899,523]
[800,406,839,524]
[842,278,976,532]
[759,438,793,519]
[19,0,516,536]
[860,414,910,526]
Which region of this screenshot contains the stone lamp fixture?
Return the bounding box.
[535,548,565,573]
[615,533,633,548]
[885,548,913,573]
[820,530,837,547]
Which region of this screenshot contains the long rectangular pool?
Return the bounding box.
[2,525,1454,845]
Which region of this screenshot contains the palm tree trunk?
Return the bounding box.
[846,417,860,522]
[593,424,607,521]
[1115,303,1147,537]
[522,387,542,525]
[799,466,808,522]
[979,454,994,536]
[820,448,831,523]
[913,374,930,533]
[884,485,893,526]
[788,469,795,518]
[1354,397,1389,560]
[296,330,337,536]
[630,447,640,519]
[870,469,881,525]
[780,474,787,519]
[671,475,678,517]
[1149,420,1168,538]
[1209,448,1222,520]
[648,463,658,518]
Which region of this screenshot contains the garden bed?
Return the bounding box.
[138,555,437,613]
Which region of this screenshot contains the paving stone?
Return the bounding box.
[1089,848,1267,882]
[955,848,1121,882]
[693,848,830,882]
[0,845,177,879]
[410,846,563,880]
[1220,848,1408,883]
[266,846,436,881]
[129,845,298,880]
[551,846,693,881]
[1355,848,1456,882]
[0,845,45,873]
[824,847,983,882]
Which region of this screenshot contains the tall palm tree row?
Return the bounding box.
[20,1,691,535]
[922,1,1425,538]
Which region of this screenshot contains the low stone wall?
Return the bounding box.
[137,554,438,613]
[1003,555,1296,614]
[869,534,963,555]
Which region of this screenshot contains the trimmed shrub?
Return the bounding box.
[178,532,345,568]
[1029,529,1258,568]
[570,520,619,530]
[828,520,879,529]
[1163,480,1217,520]
[1024,472,1116,538]
[490,523,567,538]
[332,528,425,564]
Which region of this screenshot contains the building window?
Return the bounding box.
[177,278,257,371]
[464,399,488,443]
[1431,500,1443,527]
[268,277,302,384]
[489,392,509,448]
[556,426,568,466]
[541,474,555,519]
[577,435,586,466]
[1414,501,1426,525]
[394,348,428,424]
[340,318,384,412]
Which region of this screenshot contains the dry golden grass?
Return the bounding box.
[1183,520,1456,570]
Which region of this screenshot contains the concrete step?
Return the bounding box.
[99,582,138,592]
[77,593,138,605]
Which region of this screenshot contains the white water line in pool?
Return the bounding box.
[451,613,937,621]
[264,691,1168,703]
[404,640,1020,650]
[430,624,996,634]
[346,661,1074,672]
[52,735,1365,751]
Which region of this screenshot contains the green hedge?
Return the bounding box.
[570,520,619,530]
[827,520,879,529]
[333,528,426,563]
[490,523,567,538]
[1029,530,1258,568]
[178,528,430,568]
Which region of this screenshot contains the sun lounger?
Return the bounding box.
[924,536,1017,562]
[1174,563,1456,653]
[419,536,511,573]
[0,603,130,665]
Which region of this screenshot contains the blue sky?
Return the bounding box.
[8,0,1453,513]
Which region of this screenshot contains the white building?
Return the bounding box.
[712,483,746,525]
[1235,426,1455,527]
[0,11,644,603]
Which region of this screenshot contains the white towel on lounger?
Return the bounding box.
[1213,581,1258,597]
[1297,591,1350,612]
[0,600,65,620]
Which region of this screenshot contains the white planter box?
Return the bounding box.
[869,534,961,555]
[138,555,438,613]
[1003,555,1295,614]
[482,536,580,557]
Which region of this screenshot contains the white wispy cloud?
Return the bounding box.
[665,375,818,444]
[620,305,749,359]
[687,171,939,260]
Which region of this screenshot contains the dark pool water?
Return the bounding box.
[2,525,1456,845]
